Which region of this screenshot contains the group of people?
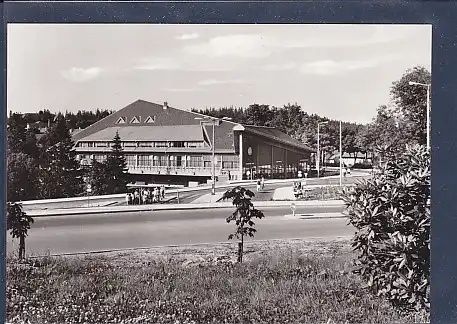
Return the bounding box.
[126,185,166,205]
[256,177,265,192]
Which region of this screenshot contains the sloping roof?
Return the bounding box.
[79,125,205,142]
[243,125,315,153]
[72,99,222,143]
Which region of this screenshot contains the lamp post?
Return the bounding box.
[408,81,431,150]
[317,121,329,178]
[339,120,343,186]
[195,116,232,195]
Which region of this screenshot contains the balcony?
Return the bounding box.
[127,165,239,177]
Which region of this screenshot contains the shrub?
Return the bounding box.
[7,202,34,259]
[222,186,265,263]
[340,144,430,312]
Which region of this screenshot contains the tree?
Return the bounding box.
[38,117,84,199]
[222,186,265,263]
[7,113,27,153]
[244,104,274,126]
[390,66,431,146]
[89,157,109,195]
[103,131,128,194]
[7,202,34,259]
[7,152,39,202]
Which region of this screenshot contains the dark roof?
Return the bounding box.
[243,125,315,153]
[81,125,204,142]
[72,99,223,143]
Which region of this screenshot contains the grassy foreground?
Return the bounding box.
[7,239,429,324]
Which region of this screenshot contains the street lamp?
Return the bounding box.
[317,121,329,178]
[195,116,232,195]
[408,81,431,150]
[339,120,343,186]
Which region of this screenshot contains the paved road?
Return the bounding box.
[167,175,368,204]
[8,206,353,256]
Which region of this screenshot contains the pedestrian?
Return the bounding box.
[261,176,265,190]
[256,178,261,192]
[134,190,139,205]
[154,187,160,203]
[228,170,231,181]
[126,193,130,205]
[143,190,148,205]
[161,185,165,200]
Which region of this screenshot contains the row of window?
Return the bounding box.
[78,154,239,169]
[77,141,205,148]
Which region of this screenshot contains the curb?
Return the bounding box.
[28,236,353,258]
[283,213,347,220]
[26,200,346,217]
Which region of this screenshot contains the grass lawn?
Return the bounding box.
[7,238,429,323]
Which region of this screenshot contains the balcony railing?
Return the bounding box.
[127,165,239,177]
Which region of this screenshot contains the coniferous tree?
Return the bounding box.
[7,114,40,201]
[103,131,128,194]
[38,117,84,199]
[89,157,109,195]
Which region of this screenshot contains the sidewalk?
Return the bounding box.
[26,199,345,217]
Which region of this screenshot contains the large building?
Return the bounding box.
[72,100,315,185]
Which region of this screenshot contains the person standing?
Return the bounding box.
[261,176,265,190]
[161,185,165,200]
[256,178,261,192]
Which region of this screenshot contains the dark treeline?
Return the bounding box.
[192,104,367,161]
[20,109,114,131]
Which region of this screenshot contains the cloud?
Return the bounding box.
[262,63,297,71]
[176,33,199,40]
[282,25,418,49]
[60,67,102,82]
[197,79,246,86]
[184,34,273,58]
[163,87,202,92]
[134,57,180,70]
[299,55,399,75]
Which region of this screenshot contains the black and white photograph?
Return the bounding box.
[6,23,431,323]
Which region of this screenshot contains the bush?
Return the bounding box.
[351,163,373,169]
[341,145,430,312]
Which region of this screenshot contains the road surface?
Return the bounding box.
[7,205,354,256]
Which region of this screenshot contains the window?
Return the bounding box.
[95,142,107,147]
[176,156,182,167]
[138,142,153,147]
[130,116,140,123]
[78,142,94,148]
[126,155,136,167]
[123,142,137,148]
[94,154,107,163]
[115,117,126,124]
[171,141,185,148]
[188,156,203,168]
[187,142,204,148]
[138,155,150,167]
[158,155,167,167]
[144,116,155,123]
[155,142,168,148]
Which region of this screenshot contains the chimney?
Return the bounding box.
[163,101,168,110]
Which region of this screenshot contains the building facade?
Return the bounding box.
[72,100,315,185]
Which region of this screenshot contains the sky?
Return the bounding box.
[7,24,431,124]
